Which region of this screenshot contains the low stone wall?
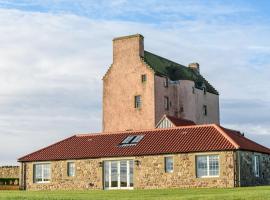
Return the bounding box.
[0,166,20,178]
[22,151,235,190]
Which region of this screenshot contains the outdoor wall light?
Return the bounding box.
[98,162,103,167]
[135,160,141,166]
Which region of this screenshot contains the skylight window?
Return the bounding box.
[119,135,144,146]
[121,136,135,144]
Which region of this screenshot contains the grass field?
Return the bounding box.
[0,186,270,200]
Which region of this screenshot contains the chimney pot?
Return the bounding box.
[188,63,200,73]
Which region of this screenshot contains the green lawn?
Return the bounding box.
[0,186,270,200]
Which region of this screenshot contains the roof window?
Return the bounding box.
[119,135,144,146]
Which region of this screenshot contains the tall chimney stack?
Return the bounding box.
[112,34,144,63]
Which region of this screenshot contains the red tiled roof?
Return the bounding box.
[166,115,196,126]
[18,124,270,162]
[220,127,270,154]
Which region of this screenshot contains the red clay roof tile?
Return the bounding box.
[18,124,270,162]
[166,115,196,126]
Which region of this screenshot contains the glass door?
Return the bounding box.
[103,160,134,190]
[110,161,118,188]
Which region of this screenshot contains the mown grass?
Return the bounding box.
[0,186,270,200]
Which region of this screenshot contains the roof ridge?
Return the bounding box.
[213,124,240,149]
[144,50,186,68]
[76,124,217,137]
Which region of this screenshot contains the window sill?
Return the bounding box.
[196,176,219,179]
[34,181,50,184]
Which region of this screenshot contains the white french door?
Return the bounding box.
[104,160,134,190]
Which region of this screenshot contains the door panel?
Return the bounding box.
[120,161,127,187]
[104,160,133,189]
[110,161,118,188]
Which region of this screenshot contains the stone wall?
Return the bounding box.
[237,151,270,186]
[23,159,103,190]
[0,166,20,178]
[22,151,235,190]
[135,151,234,189]
[154,77,220,126]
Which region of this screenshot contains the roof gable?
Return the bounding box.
[156,115,196,128]
[143,51,219,95]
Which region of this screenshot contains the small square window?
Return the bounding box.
[135,95,142,108]
[164,96,169,110]
[141,74,147,83]
[165,157,173,173]
[164,78,168,88]
[67,162,75,177]
[203,105,207,116]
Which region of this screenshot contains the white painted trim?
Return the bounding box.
[33,163,51,184]
[196,155,220,178]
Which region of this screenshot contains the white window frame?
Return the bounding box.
[67,161,75,177]
[33,163,51,183]
[196,155,219,178]
[254,155,260,177]
[165,156,174,173]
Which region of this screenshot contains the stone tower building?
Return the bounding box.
[103,34,219,132]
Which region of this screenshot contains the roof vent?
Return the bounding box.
[188,63,200,73]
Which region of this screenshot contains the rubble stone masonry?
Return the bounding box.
[22,151,235,190]
[0,166,20,178]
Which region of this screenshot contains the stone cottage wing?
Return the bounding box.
[142,51,219,95]
[18,124,270,162]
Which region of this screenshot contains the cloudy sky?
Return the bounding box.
[0,0,270,165]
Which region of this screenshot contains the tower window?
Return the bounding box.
[203,87,206,95]
[141,74,147,83]
[192,87,195,94]
[134,95,142,108]
[180,106,184,113]
[164,77,168,88]
[164,96,169,110]
[203,105,207,116]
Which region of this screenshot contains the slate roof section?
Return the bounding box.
[143,51,219,95]
[18,124,270,162]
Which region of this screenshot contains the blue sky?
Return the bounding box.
[0,0,270,165]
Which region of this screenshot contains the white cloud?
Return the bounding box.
[0,5,269,165]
